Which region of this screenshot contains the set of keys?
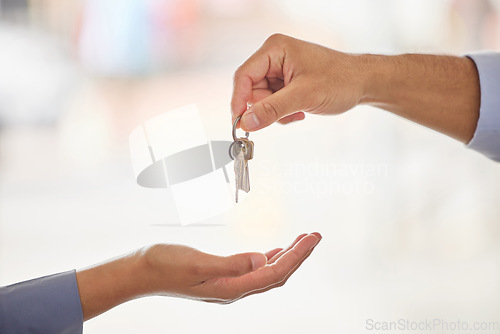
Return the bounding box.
[229,115,254,203]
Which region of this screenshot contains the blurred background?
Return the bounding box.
[1,0,500,333]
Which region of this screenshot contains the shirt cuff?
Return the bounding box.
[0,270,84,334]
[465,52,500,162]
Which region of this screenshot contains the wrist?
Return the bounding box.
[355,53,480,142]
[128,247,159,297]
[76,250,149,320]
[358,54,393,106]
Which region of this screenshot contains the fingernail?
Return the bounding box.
[312,232,322,240]
[250,253,266,270]
[310,235,321,247]
[242,110,260,131]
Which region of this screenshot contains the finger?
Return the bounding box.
[234,234,321,292]
[203,252,267,279]
[268,232,322,282]
[247,79,272,108]
[233,77,284,123]
[240,81,307,132]
[273,234,321,280]
[195,233,321,302]
[264,248,283,261]
[240,233,322,298]
[238,237,321,299]
[268,233,309,264]
[231,55,273,120]
[248,88,273,106]
[309,232,322,239]
[267,77,285,92]
[231,37,286,121]
[277,112,306,125]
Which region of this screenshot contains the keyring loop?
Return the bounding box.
[228,141,237,160]
[232,115,249,141]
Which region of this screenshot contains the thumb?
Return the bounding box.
[241,82,306,131]
[205,252,267,278]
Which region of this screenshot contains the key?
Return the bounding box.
[239,138,254,160]
[230,116,254,203]
[233,141,248,203]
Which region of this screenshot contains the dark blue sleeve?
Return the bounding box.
[0,270,83,334]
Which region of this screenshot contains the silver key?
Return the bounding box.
[233,142,249,203]
[239,138,254,160]
[230,116,254,203]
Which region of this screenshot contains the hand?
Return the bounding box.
[232,34,479,142]
[231,34,367,131]
[76,233,322,320]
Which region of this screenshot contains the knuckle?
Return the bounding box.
[187,261,204,276]
[233,66,244,81]
[186,253,208,276]
[271,272,289,288]
[266,33,286,44]
[261,101,280,122]
[270,263,286,280]
[271,263,291,283]
[279,275,290,286]
[264,34,287,54]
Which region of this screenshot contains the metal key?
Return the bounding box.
[230,116,254,203]
[233,142,248,203]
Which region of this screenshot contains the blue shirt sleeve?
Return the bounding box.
[465,52,500,162]
[0,270,83,334]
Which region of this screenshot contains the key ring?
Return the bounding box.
[229,115,249,160]
[232,115,249,141]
